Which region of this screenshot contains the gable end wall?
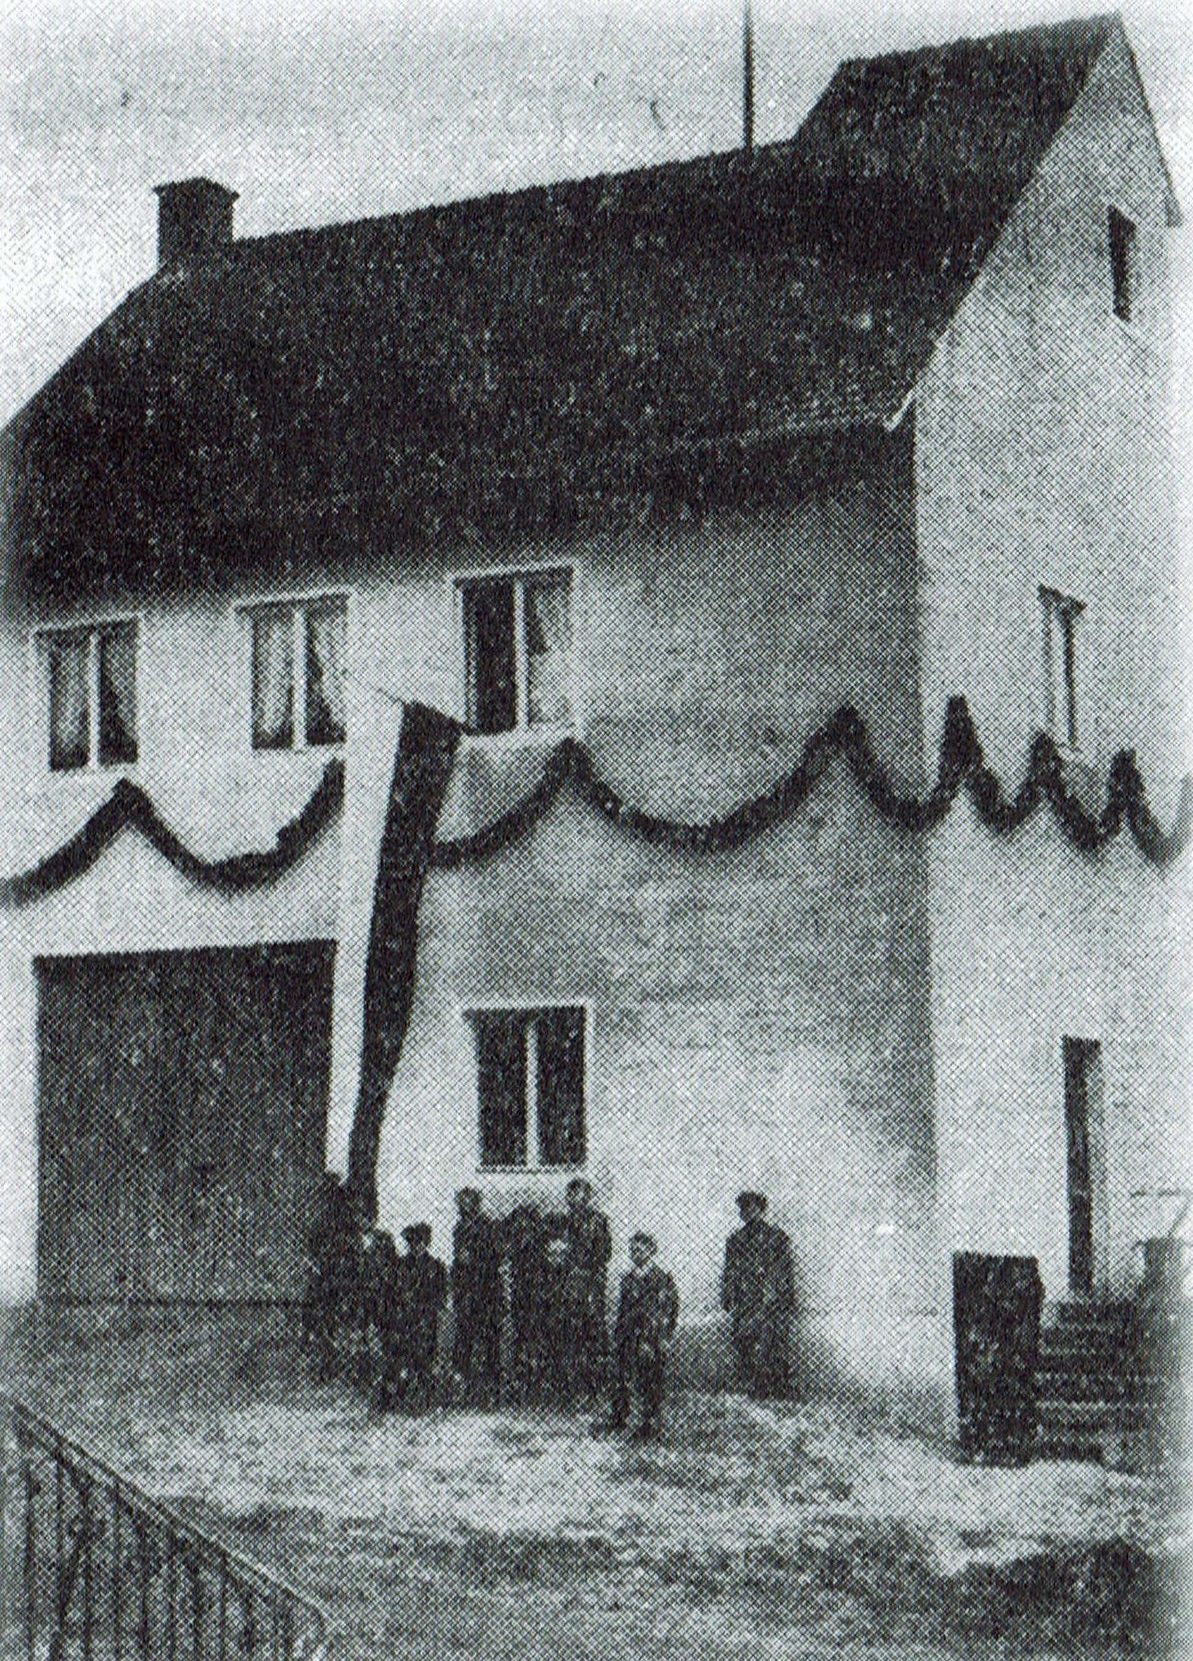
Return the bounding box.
[915,25,1191,1307]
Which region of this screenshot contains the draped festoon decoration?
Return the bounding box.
[2,696,1188,1216]
[0,696,1188,908]
[344,702,463,1221]
[0,759,346,904]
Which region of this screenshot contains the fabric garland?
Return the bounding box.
[0,758,345,903]
[0,699,1187,908]
[345,702,463,1221]
[433,697,1193,869]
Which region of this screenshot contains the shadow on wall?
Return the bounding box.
[664,1309,948,1439]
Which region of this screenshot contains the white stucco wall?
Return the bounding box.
[917,26,1192,1311]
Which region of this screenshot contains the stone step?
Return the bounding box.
[1049,1300,1134,1325]
[1039,1331,1133,1360]
[1035,1370,1132,1402]
[1034,1431,1109,1464]
[1037,1397,1149,1432]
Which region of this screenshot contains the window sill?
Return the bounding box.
[249,741,346,760]
[460,723,576,754]
[1112,316,1163,363]
[45,760,138,782]
[477,1164,586,1177]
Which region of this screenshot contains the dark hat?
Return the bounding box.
[403,1223,432,1246]
[736,1190,768,1212]
[456,1186,482,1206]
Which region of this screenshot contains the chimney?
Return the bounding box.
[152,177,238,268]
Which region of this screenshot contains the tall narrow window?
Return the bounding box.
[246,595,347,751]
[1108,207,1139,322]
[1040,588,1083,749]
[472,1006,587,1169]
[44,621,137,771]
[460,569,573,734]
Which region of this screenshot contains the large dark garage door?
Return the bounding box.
[37,942,335,1303]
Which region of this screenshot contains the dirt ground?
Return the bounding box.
[1,1309,1187,1660]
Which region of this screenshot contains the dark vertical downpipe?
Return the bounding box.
[743,0,755,154]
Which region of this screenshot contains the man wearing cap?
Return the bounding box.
[391,1223,449,1410]
[450,1188,505,1405]
[721,1191,795,1399]
[301,1172,357,1382]
[503,1203,545,1401]
[361,1224,402,1407]
[598,1232,679,1441]
[560,1177,613,1402]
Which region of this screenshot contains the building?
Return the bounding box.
[0,14,1187,1406]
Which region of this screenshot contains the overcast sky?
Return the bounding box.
[1,0,1191,430]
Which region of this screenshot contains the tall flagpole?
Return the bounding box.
[743,0,755,154]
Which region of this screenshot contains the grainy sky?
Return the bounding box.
[1,0,1190,430]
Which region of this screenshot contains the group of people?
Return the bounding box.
[302,1174,795,1439]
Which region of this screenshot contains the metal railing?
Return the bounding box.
[0,1399,328,1661]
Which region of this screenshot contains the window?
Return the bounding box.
[459,569,573,734]
[472,1006,586,1169]
[246,595,346,750]
[1040,587,1083,748]
[1108,207,1139,322]
[42,621,137,771]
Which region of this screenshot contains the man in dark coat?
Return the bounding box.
[301,1172,357,1381]
[359,1224,401,1403]
[503,1203,544,1401]
[721,1191,795,1399]
[560,1178,612,1401]
[537,1226,581,1401]
[389,1223,448,1411]
[598,1233,679,1441]
[450,1188,505,1404]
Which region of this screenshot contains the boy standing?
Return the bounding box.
[599,1233,679,1441]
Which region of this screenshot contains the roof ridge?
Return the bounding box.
[228,139,796,259]
[835,11,1117,73]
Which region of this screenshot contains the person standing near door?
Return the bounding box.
[390,1223,449,1411]
[561,1178,613,1402]
[301,1172,357,1382]
[721,1191,795,1399]
[450,1188,505,1405]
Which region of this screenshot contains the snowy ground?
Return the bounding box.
[2,1310,1188,1659]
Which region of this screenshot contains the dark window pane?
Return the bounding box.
[48,635,90,771]
[476,1012,529,1168]
[305,599,347,746]
[537,1007,585,1167]
[1109,208,1137,322]
[525,574,572,726]
[251,607,295,750]
[98,623,137,764]
[464,581,517,734]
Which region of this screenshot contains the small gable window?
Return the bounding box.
[458,569,573,735]
[1040,587,1084,749]
[470,1006,586,1170]
[42,620,138,771]
[244,595,347,751]
[1108,207,1139,323]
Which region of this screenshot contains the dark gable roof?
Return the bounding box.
[3,13,1140,577]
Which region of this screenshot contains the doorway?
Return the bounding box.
[1063,1036,1106,1299]
[37,942,335,1302]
